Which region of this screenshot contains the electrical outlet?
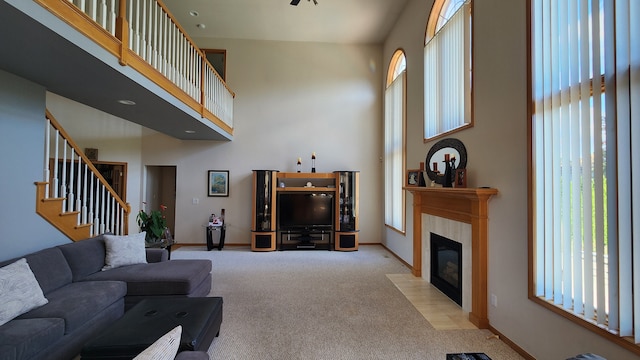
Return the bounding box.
[490,294,498,307]
[192,197,199,205]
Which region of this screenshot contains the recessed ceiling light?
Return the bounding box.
[196,23,206,29]
[185,130,196,134]
[117,99,136,105]
[189,10,199,17]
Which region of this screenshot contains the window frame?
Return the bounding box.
[423,0,474,142]
[527,0,640,355]
[384,49,407,234]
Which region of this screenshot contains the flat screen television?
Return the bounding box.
[278,192,334,230]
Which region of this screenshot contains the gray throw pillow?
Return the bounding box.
[0,258,49,326]
[102,232,148,271]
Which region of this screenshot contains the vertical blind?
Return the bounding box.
[424,2,471,140]
[384,72,405,231]
[532,0,640,344]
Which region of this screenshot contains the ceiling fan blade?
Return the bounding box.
[290,0,300,5]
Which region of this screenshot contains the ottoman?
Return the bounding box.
[81,297,223,359]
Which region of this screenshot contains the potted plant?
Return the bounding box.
[137,204,167,243]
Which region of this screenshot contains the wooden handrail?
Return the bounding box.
[45,109,131,215]
[34,0,235,132]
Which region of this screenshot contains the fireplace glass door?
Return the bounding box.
[430,233,462,306]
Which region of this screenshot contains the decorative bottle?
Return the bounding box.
[443,160,453,188]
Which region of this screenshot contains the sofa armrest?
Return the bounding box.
[146,248,169,263]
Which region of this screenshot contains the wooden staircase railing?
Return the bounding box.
[35,110,130,241]
[35,0,235,134]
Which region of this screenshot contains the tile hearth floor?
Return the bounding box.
[387,273,477,330]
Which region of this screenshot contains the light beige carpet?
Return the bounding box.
[171,245,523,360]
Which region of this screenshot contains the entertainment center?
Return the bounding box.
[250,170,359,251]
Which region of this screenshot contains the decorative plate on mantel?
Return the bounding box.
[425,138,467,183]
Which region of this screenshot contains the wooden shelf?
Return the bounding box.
[276,187,335,192]
[277,172,334,179]
[276,172,336,190]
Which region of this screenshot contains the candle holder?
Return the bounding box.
[311,152,316,173]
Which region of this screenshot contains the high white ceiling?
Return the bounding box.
[163,0,410,44]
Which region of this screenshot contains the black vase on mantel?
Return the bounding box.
[443,158,457,188]
[443,160,452,187]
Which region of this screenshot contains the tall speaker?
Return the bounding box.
[334,171,359,251]
[251,170,278,251]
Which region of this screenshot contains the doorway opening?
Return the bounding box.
[94,161,127,200]
[144,166,176,238]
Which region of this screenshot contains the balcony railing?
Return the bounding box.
[36,0,234,133]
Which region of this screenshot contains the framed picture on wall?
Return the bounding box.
[85,148,98,162]
[406,169,421,187]
[208,170,229,197]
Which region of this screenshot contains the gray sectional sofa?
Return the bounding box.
[0,234,212,360]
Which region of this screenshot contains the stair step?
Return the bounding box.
[60,211,81,217]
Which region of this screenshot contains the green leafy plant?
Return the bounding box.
[136,204,167,242]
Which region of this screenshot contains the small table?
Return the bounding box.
[206,223,226,251]
[81,297,223,359]
[145,238,175,259]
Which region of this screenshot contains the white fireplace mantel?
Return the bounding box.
[407,187,498,329]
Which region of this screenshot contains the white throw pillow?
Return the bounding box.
[102,232,148,271]
[134,325,182,360]
[0,258,49,326]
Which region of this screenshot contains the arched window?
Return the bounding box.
[424,0,472,141]
[384,50,406,232]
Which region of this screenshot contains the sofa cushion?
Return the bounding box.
[57,234,107,281]
[83,260,212,296]
[17,280,126,334]
[0,345,15,360]
[0,318,64,360]
[0,258,49,327]
[103,232,148,271]
[0,247,73,296]
[133,325,181,360]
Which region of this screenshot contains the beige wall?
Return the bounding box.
[53,39,384,246]
[383,0,638,359]
[142,39,383,246]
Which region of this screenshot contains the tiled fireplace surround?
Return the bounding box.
[425,216,471,311]
[408,187,497,329]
